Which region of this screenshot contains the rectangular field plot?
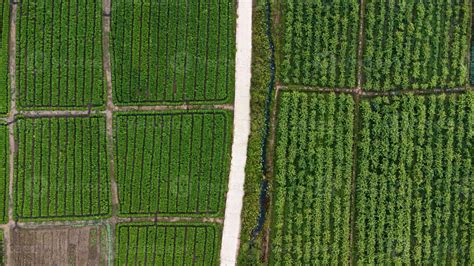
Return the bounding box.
[11,225,109,265]
[116,223,221,265]
[280,0,359,88]
[363,0,471,91]
[0,124,7,224]
[111,0,235,104]
[0,0,9,114]
[356,94,474,264]
[114,111,231,216]
[16,0,104,108]
[270,92,354,264]
[14,116,110,220]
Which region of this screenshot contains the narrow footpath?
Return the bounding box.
[220,0,252,265]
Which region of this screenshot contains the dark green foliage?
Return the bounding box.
[114,111,231,216]
[111,0,235,104]
[0,124,7,224]
[16,0,104,108]
[0,0,8,114]
[116,222,221,266]
[271,92,354,265]
[280,0,359,88]
[471,34,474,85]
[363,0,471,90]
[14,116,110,220]
[237,5,271,265]
[356,94,474,264]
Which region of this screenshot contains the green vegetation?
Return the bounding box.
[237,4,271,264]
[0,124,7,224]
[14,116,110,220]
[114,111,231,216]
[116,222,221,265]
[271,92,354,265]
[280,0,359,88]
[356,94,473,264]
[111,0,235,104]
[363,0,471,90]
[471,36,474,85]
[16,0,104,108]
[0,0,8,114]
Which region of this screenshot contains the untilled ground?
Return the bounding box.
[10,225,110,266]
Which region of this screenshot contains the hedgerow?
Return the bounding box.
[111,0,235,104]
[363,0,471,90]
[356,93,474,264]
[114,111,231,217]
[270,92,354,265]
[116,222,221,265]
[14,116,110,220]
[16,0,104,108]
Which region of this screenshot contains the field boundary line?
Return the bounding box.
[101,0,119,265]
[17,110,105,118]
[277,85,473,97]
[220,0,252,264]
[14,216,223,229]
[6,2,18,265]
[113,103,234,112]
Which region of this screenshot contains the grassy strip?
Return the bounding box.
[237,2,273,264]
[115,222,221,266]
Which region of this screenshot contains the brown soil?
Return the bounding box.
[10,225,110,266]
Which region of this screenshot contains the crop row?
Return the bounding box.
[363,0,471,90]
[111,0,235,104]
[114,111,231,216]
[116,222,221,265]
[16,0,104,108]
[270,91,473,264]
[271,92,354,265]
[0,124,7,224]
[280,0,359,88]
[356,94,473,264]
[14,116,110,220]
[0,0,8,114]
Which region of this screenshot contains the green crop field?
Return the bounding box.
[270,92,354,264]
[0,0,8,114]
[356,94,473,264]
[363,0,471,90]
[111,0,235,104]
[280,0,359,88]
[0,124,7,224]
[16,0,104,108]
[116,222,221,265]
[14,116,110,220]
[114,111,231,216]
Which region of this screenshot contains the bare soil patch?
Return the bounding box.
[10,225,109,266]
